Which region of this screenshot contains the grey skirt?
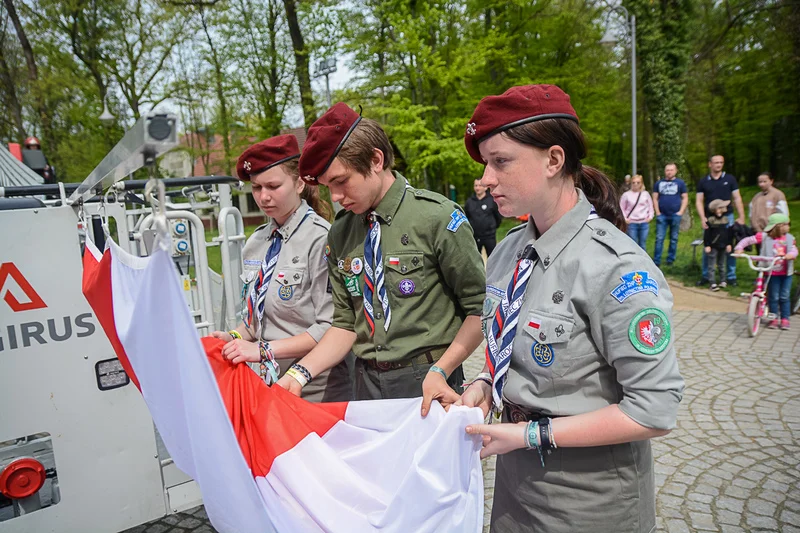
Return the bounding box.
[490,439,655,533]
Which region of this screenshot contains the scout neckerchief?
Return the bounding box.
[486,206,599,411]
[363,212,391,335]
[362,187,408,336]
[246,208,313,328]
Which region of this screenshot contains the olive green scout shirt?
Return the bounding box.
[483,190,684,430]
[327,173,485,362]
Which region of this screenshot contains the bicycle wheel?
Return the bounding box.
[747,295,761,337]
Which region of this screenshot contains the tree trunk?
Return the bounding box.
[200,7,231,175]
[0,42,26,141]
[282,0,316,126]
[4,0,56,155]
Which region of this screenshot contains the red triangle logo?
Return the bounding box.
[0,263,47,312]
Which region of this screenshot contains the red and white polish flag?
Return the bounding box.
[81,238,484,533]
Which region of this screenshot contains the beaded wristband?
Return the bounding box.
[285,367,309,388]
[258,341,279,384]
[228,330,243,340]
[290,363,313,384]
[429,365,448,380]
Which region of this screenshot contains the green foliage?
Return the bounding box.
[0,0,796,194]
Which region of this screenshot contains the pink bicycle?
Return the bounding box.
[731,254,783,337]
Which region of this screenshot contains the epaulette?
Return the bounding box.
[505,223,527,238]
[586,219,638,257]
[252,222,270,234]
[311,214,332,230]
[412,188,448,205]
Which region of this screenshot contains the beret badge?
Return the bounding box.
[466,122,477,136]
[243,161,252,172]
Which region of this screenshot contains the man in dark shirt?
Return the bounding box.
[695,154,746,285]
[652,163,688,267]
[464,178,503,256]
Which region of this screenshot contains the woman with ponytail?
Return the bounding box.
[456,85,684,532]
[209,135,351,403]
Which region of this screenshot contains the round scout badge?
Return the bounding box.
[531,341,554,367]
[343,257,353,273]
[398,279,415,295]
[628,308,670,354]
[279,285,294,300]
[351,257,363,275]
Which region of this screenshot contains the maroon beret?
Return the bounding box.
[464,84,579,163]
[299,102,362,184]
[236,134,300,181]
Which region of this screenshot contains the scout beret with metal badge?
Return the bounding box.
[464,84,579,164]
[236,134,300,181]
[299,102,362,184]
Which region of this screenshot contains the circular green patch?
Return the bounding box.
[628,308,671,355]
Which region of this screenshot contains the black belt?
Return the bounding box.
[504,402,560,424]
[364,350,438,372]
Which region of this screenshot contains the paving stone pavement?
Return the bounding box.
[124,310,800,533]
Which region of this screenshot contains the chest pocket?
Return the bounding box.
[274,268,304,302]
[522,310,576,377]
[384,252,426,298]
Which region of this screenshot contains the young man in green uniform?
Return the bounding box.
[276,103,486,415]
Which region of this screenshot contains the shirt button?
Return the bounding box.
[543,255,551,266]
[386,216,392,223]
[375,312,383,320]
[596,229,607,236]
[376,345,384,351]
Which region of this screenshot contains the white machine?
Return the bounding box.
[0,113,248,532]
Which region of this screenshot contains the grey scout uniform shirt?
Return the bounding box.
[484,190,684,429]
[241,200,332,345]
[327,173,486,362]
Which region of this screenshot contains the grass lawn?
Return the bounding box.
[494,186,800,299]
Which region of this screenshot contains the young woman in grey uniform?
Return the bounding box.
[457,85,685,533]
[210,135,351,402]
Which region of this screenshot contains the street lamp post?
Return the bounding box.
[314,57,337,108]
[600,6,636,176]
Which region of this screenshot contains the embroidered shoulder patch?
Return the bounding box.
[611,271,659,303]
[447,209,468,232]
[486,285,505,299]
[628,308,670,355]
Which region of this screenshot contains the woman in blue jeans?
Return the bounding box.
[620,175,654,249]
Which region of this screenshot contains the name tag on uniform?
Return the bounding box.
[345,275,362,297]
[244,260,262,266]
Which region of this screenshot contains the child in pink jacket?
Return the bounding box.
[734,213,798,330]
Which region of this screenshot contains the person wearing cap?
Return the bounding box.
[703,198,734,291]
[695,154,745,286]
[275,102,486,414]
[455,84,684,533]
[24,136,41,150]
[735,212,797,330]
[209,135,351,402]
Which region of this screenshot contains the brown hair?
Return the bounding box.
[767,224,785,239]
[337,118,395,175]
[283,158,334,222]
[503,119,626,230]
